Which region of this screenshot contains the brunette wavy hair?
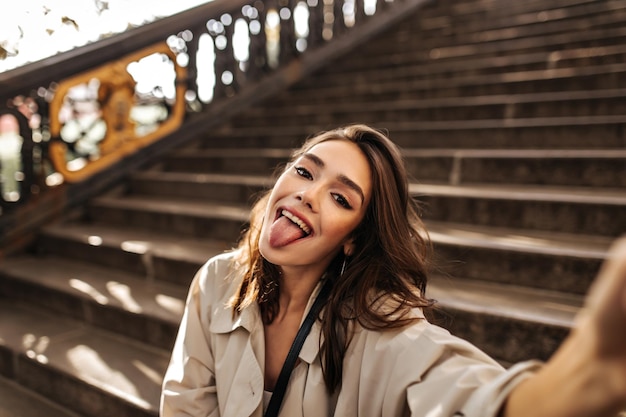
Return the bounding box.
[229,124,434,392]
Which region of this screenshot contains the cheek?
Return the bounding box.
[323,209,364,241]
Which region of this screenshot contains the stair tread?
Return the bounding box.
[134,171,626,204]
[170,148,292,158]
[0,300,169,414]
[351,23,626,62]
[318,43,626,81]
[246,88,626,113]
[429,275,583,328]
[290,62,626,95]
[426,220,613,258]
[418,0,624,34]
[42,222,231,266]
[132,171,274,187]
[0,255,187,324]
[45,215,612,262]
[212,114,626,138]
[91,195,250,221]
[78,195,618,260]
[382,115,626,129]
[169,147,626,159]
[0,254,582,333]
[401,148,626,158]
[411,183,626,204]
[0,376,83,417]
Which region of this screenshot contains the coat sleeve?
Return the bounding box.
[160,263,219,417]
[401,324,542,417]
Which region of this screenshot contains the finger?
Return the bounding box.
[585,236,626,318]
[590,237,626,299]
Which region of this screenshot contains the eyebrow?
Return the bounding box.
[303,152,366,204]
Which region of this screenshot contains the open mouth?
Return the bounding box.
[268,209,312,247]
[280,209,311,236]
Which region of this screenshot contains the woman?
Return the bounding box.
[160,124,626,417]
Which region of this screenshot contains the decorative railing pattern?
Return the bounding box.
[47,43,188,182]
[0,0,424,218]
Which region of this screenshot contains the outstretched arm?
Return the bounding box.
[504,237,626,417]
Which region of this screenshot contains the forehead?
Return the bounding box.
[304,140,372,196]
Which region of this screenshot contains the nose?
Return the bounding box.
[297,182,322,212]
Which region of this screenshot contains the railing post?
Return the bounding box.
[247,2,270,82]
[278,0,299,65]
[187,27,201,105]
[356,0,368,23]
[333,0,347,38]
[213,12,238,99]
[307,0,325,48]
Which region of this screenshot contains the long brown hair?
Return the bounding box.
[229,124,434,392]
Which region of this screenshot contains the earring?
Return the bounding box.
[340,256,348,276]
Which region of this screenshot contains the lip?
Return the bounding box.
[276,206,314,236]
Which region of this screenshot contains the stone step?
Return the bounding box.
[403,148,626,188]
[282,62,626,102]
[326,36,624,83]
[332,11,626,72]
[0,376,84,417]
[207,118,626,149]
[235,89,626,124]
[0,254,583,367]
[426,3,622,42]
[314,44,626,85]
[37,222,231,286]
[129,171,273,205]
[426,220,610,295]
[119,174,626,237]
[403,0,625,40]
[384,117,626,149]
[428,275,581,364]
[413,183,626,237]
[413,0,620,32]
[36,210,609,296]
[142,149,626,189]
[0,299,167,417]
[160,148,292,176]
[86,195,249,240]
[0,255,186,350]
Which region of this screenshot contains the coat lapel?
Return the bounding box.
[221,335,264,417]
[211,302,264,417]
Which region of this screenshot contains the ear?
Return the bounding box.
[343,239,355,257]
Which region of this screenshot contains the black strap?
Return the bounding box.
[264,279,332,417]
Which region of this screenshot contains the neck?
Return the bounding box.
[275,267,323,321]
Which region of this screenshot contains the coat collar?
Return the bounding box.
[209,293,261,335]
[209,274,327,363]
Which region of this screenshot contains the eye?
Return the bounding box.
[295,166,312,179]
[332,193,352,209]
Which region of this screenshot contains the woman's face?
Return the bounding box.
[259,139,372,275]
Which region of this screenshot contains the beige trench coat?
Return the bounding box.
[160,251,540,417]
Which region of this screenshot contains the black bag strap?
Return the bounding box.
[264,279,333,417]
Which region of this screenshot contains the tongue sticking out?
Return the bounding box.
[269,216,307,247]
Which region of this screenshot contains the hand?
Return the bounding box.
[504,237,626,417]
[578,237,626,356]
[576,236,626,398]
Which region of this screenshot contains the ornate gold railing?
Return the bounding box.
[47,43,187,183]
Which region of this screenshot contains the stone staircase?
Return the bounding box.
[1,0,625,415]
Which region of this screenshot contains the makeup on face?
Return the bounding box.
[259,139,372,271]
